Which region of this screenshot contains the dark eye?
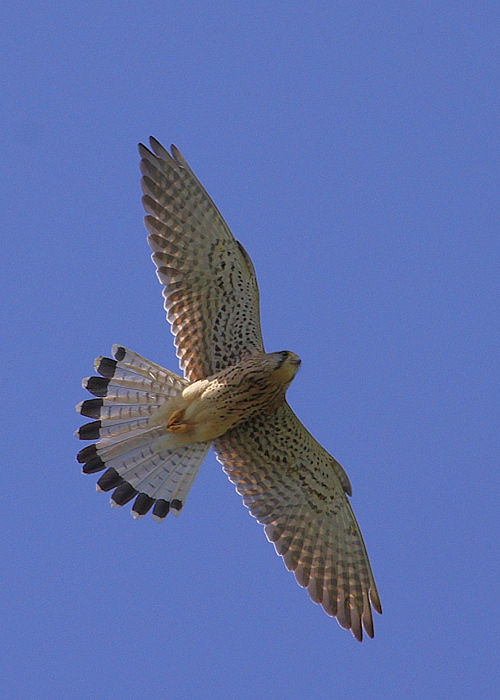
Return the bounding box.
[279,351,289,358]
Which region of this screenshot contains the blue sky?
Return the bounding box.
[1,2,498,698]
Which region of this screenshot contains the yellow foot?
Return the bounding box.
[166,408,188,434]
[167,422,188,434]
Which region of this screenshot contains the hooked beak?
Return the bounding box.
[289,354,302,367]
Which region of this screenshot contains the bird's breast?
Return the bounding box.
[183,369,284,441]
[150,354,290,445]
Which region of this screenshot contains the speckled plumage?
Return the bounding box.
[76,138,381,641]
[140,138,263,381]
[215,403,381,640]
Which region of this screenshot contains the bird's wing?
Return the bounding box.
[139,138,264,382]
[214,402,382,641]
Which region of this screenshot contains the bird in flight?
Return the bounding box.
[76,137,382,641]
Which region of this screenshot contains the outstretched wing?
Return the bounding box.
[214,403,382,641]
[139,138,264,382]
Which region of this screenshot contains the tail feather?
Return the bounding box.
[109,345,187,389]
[80,343,188,405]
[77,400,158,421]
[78,426,167,462]
[119,442,210,505]
[85,365,174,395]
[83,378,166,405]
[76,347,210,521]
[76,417,154,441]
[170,446,211,512]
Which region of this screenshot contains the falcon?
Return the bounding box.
[76,137,382,641]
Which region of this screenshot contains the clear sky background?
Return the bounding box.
[1,3,498,699]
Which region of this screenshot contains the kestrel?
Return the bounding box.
[76,137,382,641]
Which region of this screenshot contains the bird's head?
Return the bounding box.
[270,350,302,387]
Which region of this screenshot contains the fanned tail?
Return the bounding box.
[76,345,210,521]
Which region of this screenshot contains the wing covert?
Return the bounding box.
[213,403,382,641]
[139,138,264,382]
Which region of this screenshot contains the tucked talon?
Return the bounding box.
[166,422,188,434]
[166,408,188,433]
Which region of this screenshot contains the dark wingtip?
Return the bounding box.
[170,144,187,168]
[370,587,383,616]
[152,499,170,521]
[149,135,162,151]
[77,398,103,419]
[132,493,155,517]
[76,421,101,440]
[84,376,110,397]
[97,468,124,492]
[111,482,138,506]
[82,453,106,474]
[77,444,98,464]
[113,346,126,361]
[96,357,117,378]
[138,142,152,157]
[364,620,375,639]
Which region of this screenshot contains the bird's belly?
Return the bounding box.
[184,375,283,442]
[182,392,249,442]
[150,360,284,446]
